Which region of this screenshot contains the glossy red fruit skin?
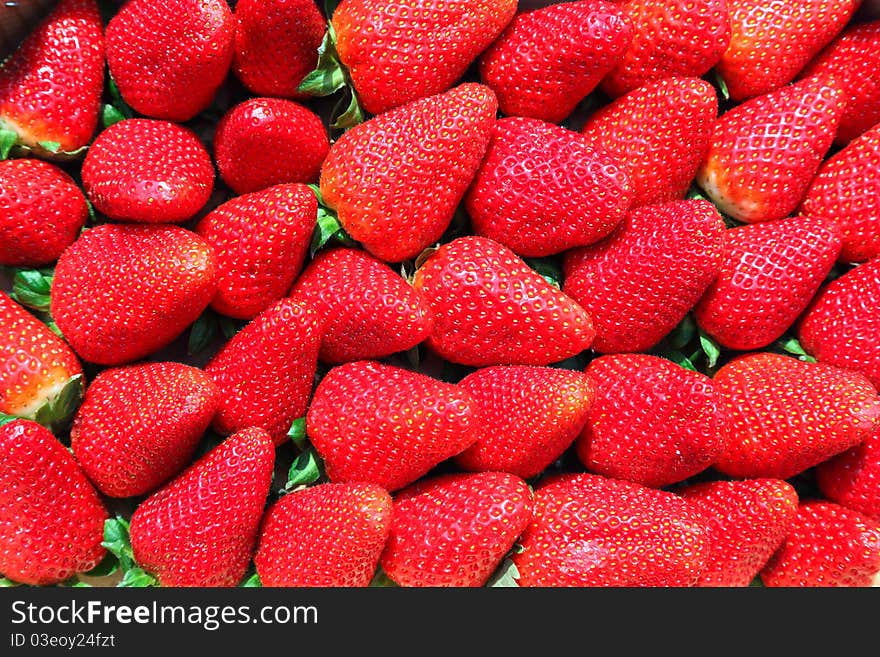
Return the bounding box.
[255,482,392,587]
[513,473,710,587]
[817,430,880,523]
[289,247,433,364]
[320,83,498,263]
[478,1,632,123]
[306,360,478,492]
[694,215,843,351]
[130,428,275,588]
[455,366,597,480]
[413,236,595,367]
[196,184,317,320]
[0,159,87,266]
[760,501,880,587]
[563,199,725,354]
[213,98,330,195]
[679,478,799,587]
[465,117,632,257]
[712,353,880,480]
[0,420,107,586]
[70,362,219,498]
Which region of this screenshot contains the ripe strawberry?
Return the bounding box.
[679,479,799,587]
[106,0,234,122]
[579,77,718,208]
[81,119,215,224]
[255,482,392,587]
[0,159,87,267]
[380,472,533,587]
[478,1,632,123]
[306,360,478,491]
[0,0,104,158]
[696,76,846,224]
[464,117,632,257]
[513,473,710,587]
[694,215,843,351]
[289,247,433,364]
[51,224,218,366]
[412,236,595,366]
[454,366,597,480]
[129,427,275,587]
[0,419,107,586]
[320,83,497,263]
[760,501,880,587]
[196,184,317,320]
[712,353,880,480]
[816,429,880,523]
[563,199,725,354]
[70,362,219,498]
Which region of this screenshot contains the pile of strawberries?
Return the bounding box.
[2,0,880,589]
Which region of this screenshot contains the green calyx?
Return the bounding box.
[308,184,355,256]
[102,517,157,588]
[10,267,54,313]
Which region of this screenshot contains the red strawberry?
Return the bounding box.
[380,472,533,587]
[306,360,478,491]
[289,247,433,364]
[51,224,218,366]
[0,0,104,158]
[129,427,275,587]
[81,119,215,224]
[412,236,595,366]
[196,184,317,320]
[454,366,597,480]
[760,501,880,587]
[696,76,846,224]
[478,1,632,123]
[816,429,880,523]
[679,478,799,587]
[320,83,497,263]
[70,362,219,498]
[694,215,843,351]
[0,419,107,585]
[712,353,880,480]
[563,199,725,354]
[255,482,392,587]
[464,117,632,257]
[106,0,234,122]
[513,473,710,587]
[0,159,87,266]
[579,77,718,208]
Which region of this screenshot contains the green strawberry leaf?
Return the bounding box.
[775,337,817,363]
[307,183,325,205]
[331,87,365,131]
[658,348,697,372]
[102,516,135,573]
[0,412,19,427]
[405,345,421,370]
[712,70,731,102]
[297,28,346,98]
[32,374,84,433]
[44,318,63,339]
[286,417,308,450]
[188,309,219,355]
[0,576,20,587]
[285,446,324,491]
[10,267,54,313]
[369,568,398,587]
[101,103,126,129]
[310,207,353,256]
[698,330,722,369]
[86,200,99,225]
[118,567,157,588]
[686,187,708,202]
[668,315,697,351]
[525,257,562,289]
[218,315,243,340]
[323,0,342,17]
[486,558,521,587]
[241,572,262,588]
[107,76,134,120]
[38,140,61,154]
[84,551,120,579]
[0,127,18,159]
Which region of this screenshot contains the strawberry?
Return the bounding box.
[0,159,87,267]
[289,247,433,364]
[478,1,632,123]
[454,366,597,480]
[0,419,107,585]
[306,360,478,491]
[760,501,880,587]
[816,429,880,523]
[696,76,846,224]
[320,83,497,263]
[464,117,632,257]
[81,119,215,224]
[712,353,880,480]
[196,184,317,320]
[380,472,533,587]
[412,236,595,367]
[577,354,728,488]
[255,482,392,587]
[579,77,718,208]
[51,224,218,366]
[694,215,843,351]
[70,362,219,498]
[129,427,275,587]
[0,0,104,158]
[0,0,58,61]
[105,0,234,122]
[513,473,710,587]
[679,478,799,587]
[562,199,725,354]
